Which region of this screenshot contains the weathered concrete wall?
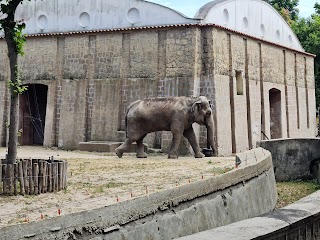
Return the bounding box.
[209,26,315,155]
[178,190,320,240]
[0,24,316,155]
[58,80,87,148]
[0,148,277,240]
[231,34,250,153]
[247,39,262,148]
[90,79,121,142]
[257,138,320,181]
[211,28,232,155]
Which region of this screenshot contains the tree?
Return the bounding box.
[0,0,28,164]
[315,3,320,15]
[291,5,320,105]
[264,0,299,24]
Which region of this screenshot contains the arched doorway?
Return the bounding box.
[269,88,282,139]
[19,84,48,145]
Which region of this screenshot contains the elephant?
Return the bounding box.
[115,96,215,159]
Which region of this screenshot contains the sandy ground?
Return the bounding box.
[0,146,235,227]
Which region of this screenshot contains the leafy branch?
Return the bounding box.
[7,70,27,94]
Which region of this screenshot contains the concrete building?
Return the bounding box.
[0,0,316,156]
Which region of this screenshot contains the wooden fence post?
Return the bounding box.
[48,163,52,192]
[23,160,29,194]
[28,159,34,195]
[3,164,7,194]
[33,163,39,195]
[13,163,18,195]
[38,161,43,193]
[52,162,57,192]
[0,159,67,196]
[0,164,2,194]
[42,161,47,193]
[18,161,25,195]
[64,161,68,189]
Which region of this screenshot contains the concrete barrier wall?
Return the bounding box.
[178,190,320,240]
[257,138,320,181]
[0,148,277,240]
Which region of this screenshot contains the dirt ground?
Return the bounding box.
[0,146,235,227]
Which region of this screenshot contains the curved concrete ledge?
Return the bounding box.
[178,190,320,240]
[0,148,277,240]
[257,138,320,181]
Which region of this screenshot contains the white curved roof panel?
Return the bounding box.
[0,0,199,36]
[196,0,304,51]
[0,0,304,52]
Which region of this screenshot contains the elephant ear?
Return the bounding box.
[191,100,202,112]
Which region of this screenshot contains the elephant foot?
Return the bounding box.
[168,153,178,159]
[115,147,123,158]
[137,152,148,158]
[195,152,205,158]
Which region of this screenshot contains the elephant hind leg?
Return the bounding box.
[136,135,147,158]
[115,139,134,158]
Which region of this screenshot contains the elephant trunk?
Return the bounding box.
[205,115,215,153]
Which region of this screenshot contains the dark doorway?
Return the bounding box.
[19,84,48,145]
[269,88,282,139]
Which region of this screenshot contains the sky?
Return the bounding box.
[148,0,318,18]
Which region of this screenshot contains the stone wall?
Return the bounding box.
[0,25,316,154]
[257,138,320,181]
[178,190,320,240]
[210,26,316,155]
[0,148,277,240]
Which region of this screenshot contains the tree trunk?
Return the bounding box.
[5,32,19,164]
[0,0,26,164]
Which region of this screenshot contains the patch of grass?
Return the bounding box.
[91,182,127,194]
[276,180,320,208]
[73,181,127,196]
[212,166,234,175]
[104,182,126,189]
[92,185,105,194]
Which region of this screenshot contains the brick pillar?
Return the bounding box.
[84,35,96,142]
[51,37,65,147]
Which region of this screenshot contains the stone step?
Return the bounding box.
[78,141,148,153]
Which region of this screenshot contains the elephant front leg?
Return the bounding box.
[183,127,204,158]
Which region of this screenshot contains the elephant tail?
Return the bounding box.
[125,111,128,138]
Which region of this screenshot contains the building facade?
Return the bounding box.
[0,0,316,155]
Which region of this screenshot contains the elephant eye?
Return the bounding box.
[206,111,211,116]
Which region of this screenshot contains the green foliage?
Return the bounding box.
[7,69,28,94]
[264,0,299,24]
[0,1,29,55]
[315,3,320,15]
[17,128,22,137]
[13,23,26,55]
[8,79,27,94]
[265,1,320,105]
[292,11,320,105]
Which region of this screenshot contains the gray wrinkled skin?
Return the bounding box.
[115,96,215,159]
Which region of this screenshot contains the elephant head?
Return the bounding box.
[192,96,215,153]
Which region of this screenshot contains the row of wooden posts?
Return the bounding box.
[0,158,68,195]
